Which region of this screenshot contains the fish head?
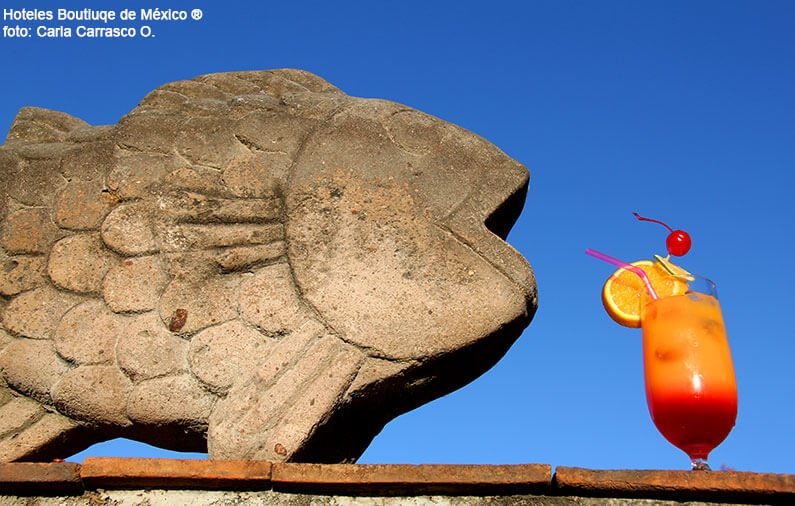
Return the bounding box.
[286,97,537,361]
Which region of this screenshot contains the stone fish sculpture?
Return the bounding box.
[0,69,537,462]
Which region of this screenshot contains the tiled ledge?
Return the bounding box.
[0,458,793,504]
[555,466,794,504]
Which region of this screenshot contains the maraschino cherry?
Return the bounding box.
[633,212,691,257]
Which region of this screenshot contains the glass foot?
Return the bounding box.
[691,458,711,471]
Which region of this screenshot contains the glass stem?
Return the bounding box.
[691,458,711,471]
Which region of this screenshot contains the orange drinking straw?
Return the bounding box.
[585,248,659,300]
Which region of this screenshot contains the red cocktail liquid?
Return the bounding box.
[646,389,737,460]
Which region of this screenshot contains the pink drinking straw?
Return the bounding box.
[585,248,659,300]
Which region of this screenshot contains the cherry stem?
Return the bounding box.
[633,212,674,232]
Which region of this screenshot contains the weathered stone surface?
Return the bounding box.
[47,233,118,294]
[0,339,69,402]
[0,491,721,506]
[53,180,115,230]
[100,202,158,256]
[0,69,536,463]
[106,151,183,200]
[51,365,132,426]
[209,333,364,460]
[4,106,89,144]
[239,262,312,336]
[0,207,61,254]
[54,301,123,365]
[0,396,43,438]
[189,320,275,392]
[0,255,46,296]
[0,329,11,352]
[223,152,293,198]
[2,286,85,339]
[116,312,188,383]
[60,141,114,182]
[216,242,286,272]
[102,256,168,313]
[158,274,243,335]
[127,374,215,427]
[2,158,66,209]
[0,413,84,463]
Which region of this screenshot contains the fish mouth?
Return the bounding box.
[436,137,538,314]
[377,100,537,310]
[452,178,536,306]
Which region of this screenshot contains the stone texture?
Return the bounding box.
[189,320,275,392]
[53,180,115,230]
[0,396,44,438]
[4,106,89,144]
[127,374,215,427]
[209,333,364,460]
[51,365,133,426]
[106,151,183,200]
[0,255,46,296]
[239,262,313,336]
[164,167,229,197]
[158,274,243,335]
[1,285,85,339]
[0,491,713,506]
[216,242,286,272]
[0,207,61,254]
[0,339,69,402]
[223,152,293,198]
[0,69,536,463]
[54,301,122,365]
[0,332,9,355]
[1,158,66,210]
[102,255,168,313]
[47,233,118,294]
[0,412,83,463]
[100,202,158,256]
[60,141,114,182]
[116,312,188,382]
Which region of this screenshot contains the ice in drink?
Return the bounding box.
[642,293,737,461]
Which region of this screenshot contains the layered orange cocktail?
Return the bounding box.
[588,212,738,470]
[642,292,737,463]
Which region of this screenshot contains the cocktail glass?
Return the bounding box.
[641,275,737,470]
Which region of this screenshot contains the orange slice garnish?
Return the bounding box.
[601,260,688,328]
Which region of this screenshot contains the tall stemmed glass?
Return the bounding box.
[641,275,737,470]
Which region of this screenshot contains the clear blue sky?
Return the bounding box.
[2,0,793,473]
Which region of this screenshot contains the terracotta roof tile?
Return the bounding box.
[1,458,793,504]
[272,462,552,495]
[555,466,795,504]
[0,461,82,494]
[80,457,272,490]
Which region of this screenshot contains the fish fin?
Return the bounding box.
[4,106,90,145]
[208,323,364,461]
[0,383,98,462]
